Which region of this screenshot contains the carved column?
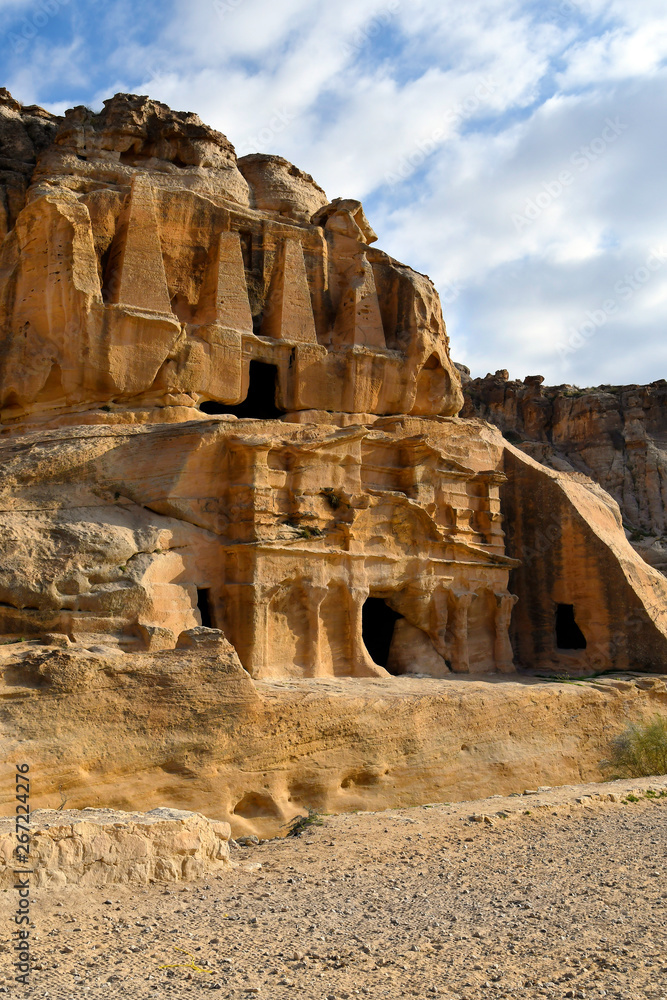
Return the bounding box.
[244,583,270,676]
[494,592,518,673]
[261,239,318,344]
[429,585,451,660]
[108,174,172,313]
[198,230,253,332]
[450,590,476,673]
[304,584,329,677]
[347,586,367,674]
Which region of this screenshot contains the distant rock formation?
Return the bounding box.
[462,371,667,573]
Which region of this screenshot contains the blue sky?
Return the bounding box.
[2,0,667,385]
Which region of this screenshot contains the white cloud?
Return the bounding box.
[559,20,667,88]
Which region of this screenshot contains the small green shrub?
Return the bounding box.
[296,525,324,539]
[601,715,667,778]
[284,809,323,837]
[320,487,343,509]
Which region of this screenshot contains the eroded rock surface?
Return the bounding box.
[238,152,329,222]
[2,635,665,837]
[0,807,232,887]
[0,87,59,239]
[0,90,462,424]
[463,371,667,572]
[0,90,666,828]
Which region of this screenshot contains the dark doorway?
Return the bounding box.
[197,588,214,629]
[362,597,403,669]
[200,361,284,419]
[555,603,587,649]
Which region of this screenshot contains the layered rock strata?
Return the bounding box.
[1,636,665,837]
[462,371,667,573]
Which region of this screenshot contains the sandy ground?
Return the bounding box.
[2,777,666,1000]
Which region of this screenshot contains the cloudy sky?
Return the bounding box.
[2,0,666,385]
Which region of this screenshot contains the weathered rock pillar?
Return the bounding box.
[494,592,518,673]
[240,583,270,677]
[304,584,329,677]
[429,585,452,661]
[198,230,254,332]
[450,590,476,673]
[107,175,172,313]
[261,238,318,344]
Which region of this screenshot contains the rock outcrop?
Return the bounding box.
[0,91,463,425]
[0,90,666,829]
[0,806,232,887]
[0,87,58,239]
[1,636,666,837]
[0,416,519,677]
[462,372,667,573]
[238,152,329,222]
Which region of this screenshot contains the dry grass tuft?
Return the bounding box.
[602,715,667,778]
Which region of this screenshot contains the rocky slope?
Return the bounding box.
[460,367,667,572]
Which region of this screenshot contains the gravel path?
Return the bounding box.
[2,777,666,1000]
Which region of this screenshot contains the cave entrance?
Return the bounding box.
[362,597,403,671]
[197,588,214,629]
[200,361,284,419]
[555,603,587,650]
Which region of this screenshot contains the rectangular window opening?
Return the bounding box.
[197,588,214,629]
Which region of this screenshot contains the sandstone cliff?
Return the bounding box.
[0,87,58,239]
[461,369,667,573]
[0,91,463,424]
[2,634,665,838]
[0,90,666,832]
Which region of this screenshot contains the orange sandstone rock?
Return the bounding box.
[0,91,665,827]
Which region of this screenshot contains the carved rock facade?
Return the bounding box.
[0,94,462,425]
[0,91,666,685]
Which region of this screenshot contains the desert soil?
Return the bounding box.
[2,778,666,1000]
